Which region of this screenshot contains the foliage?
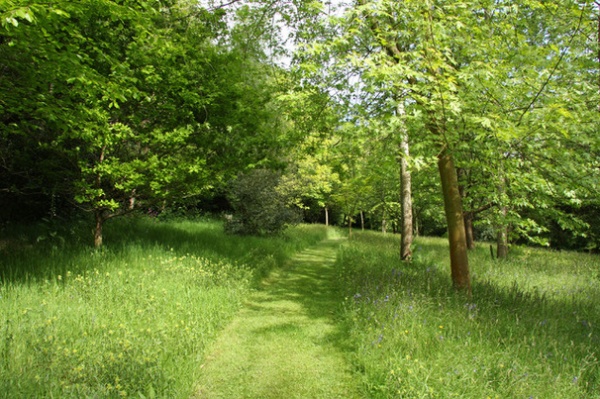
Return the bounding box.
[291,0,600,252]
[225,169,303,236]
[0,0,298,245]
[333,230,600,398]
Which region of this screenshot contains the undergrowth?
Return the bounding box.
[334,231,600,398]
[0,217,327,398]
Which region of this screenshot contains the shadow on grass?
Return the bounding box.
[339,232,600,394]
[243,239,356,350]
[0,216,327,285]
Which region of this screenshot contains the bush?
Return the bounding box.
[225,169,302,236]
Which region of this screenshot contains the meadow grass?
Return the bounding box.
[333,231,600,398]
[0,217,328,398]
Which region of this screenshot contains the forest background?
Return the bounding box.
[1,0,599,265]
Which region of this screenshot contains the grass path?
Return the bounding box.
[193,233,362,399]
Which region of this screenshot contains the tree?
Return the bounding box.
[1,0,298,246]
[225,169,302,235]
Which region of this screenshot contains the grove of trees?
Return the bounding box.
[2,0,599,290]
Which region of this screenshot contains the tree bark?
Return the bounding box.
[94,210,105,248]
[496,169,509,259]
[397,100,413,260]
[497,227,508,259]
[400,132,413,260]
[438,149,471,292]
[128,189,136,210]
[464,211,475,250]
[360,210,365,231]
[324,206,329,227]
[457,168,475,250]
[347,214,353,236]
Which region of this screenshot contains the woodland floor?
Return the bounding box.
[192,235,362,399]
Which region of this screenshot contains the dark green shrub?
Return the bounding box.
[225,169,302,236]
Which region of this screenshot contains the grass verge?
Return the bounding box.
[333,231,600,398]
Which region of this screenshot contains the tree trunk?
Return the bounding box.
[400,133,413,260]
[438,149,471,292]
[128,189,136,210]
[496,169,509,259]
[397,100,413,260]
[457,168,475,250]
[360,211,365,231]
[347,215,353,236]
[497,227,508,259]
[414,210,420,237]
[496,203,509,259]
[464,211,475,250]
[94,210,105,248]
[324,206,329,227]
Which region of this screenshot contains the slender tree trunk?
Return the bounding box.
[438,149,471,292]
[324,206,329,227]
[128,189,136,210]
[397,100,413,260]
[496,168,509,259]
[360,211,365,231]
[94,210,105,248]
[414,209,420,237]
[497,204,509,259]
[400,133,413,260]
[94,146,107,248]
[497,227,508,259]
[457,168,475,250]
[347,215,353,236]
[464,211,475,250]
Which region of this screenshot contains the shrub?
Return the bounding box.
[225,169,302,236]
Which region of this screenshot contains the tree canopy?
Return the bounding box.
[1,0,599,268]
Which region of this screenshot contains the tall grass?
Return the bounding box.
[333,231,600,398]
[0,217,327,398]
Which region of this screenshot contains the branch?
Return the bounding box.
[516,5,587,125]
[208,0,244,11]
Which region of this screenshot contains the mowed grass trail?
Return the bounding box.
[193,233,362,399]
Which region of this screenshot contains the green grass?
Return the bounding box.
[193,234,361,398]
[0,217,328,398]
[333,231,600,398]
[3,219,599,398]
